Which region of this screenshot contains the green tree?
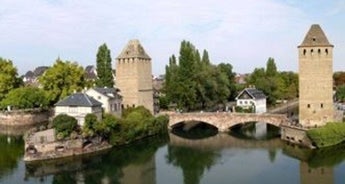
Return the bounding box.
[266,57,278,77]
[163,41,234,111]
[0,87,48,109]
[96,43,114,88]
[39,58,86,105]
[0,58,20,100]
[247,58,297,105]
[336,85,345,102]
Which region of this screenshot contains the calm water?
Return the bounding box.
[1,124,345,184]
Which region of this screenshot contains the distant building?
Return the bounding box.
[85,87,122,117]
[235,74,248,85]
[85,65,97,81]
[235,88,267,113]
[55,93,102,126]
[115,39,154,113]
[23,66,49,86]
[298,24,334,127]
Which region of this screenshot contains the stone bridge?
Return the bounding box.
[168,112,288,132]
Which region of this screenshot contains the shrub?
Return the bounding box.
[307,122,345,148]
[53,114,78,139]
[122,106,152,119]
[84,113,98,130]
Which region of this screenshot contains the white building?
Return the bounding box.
[55,93,103,126]
[235,88,267,113]
[85,87,122,117]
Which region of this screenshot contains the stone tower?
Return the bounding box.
[298,24,334,127]
[116,39,154,113]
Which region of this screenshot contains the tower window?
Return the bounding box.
[303,49,306,55]
[311,49,314,55]
[321,103,323,108]
[307,104,310,108]
[312,37,316,42]
[325,49,328,55]
[318,49,321,54]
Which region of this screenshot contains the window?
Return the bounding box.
[311,49,314,55]
[69,106,78,113]
[325,49,328,55]
[307,104,310,108]
[318,49,321,54]
[321,103,323,108]
[303,49,306,55]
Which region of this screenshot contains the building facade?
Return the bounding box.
[115,39,154,113]
[298,24,334,127]
[85,87,122,117]
[55,93,103,126]
[235,88,267,113]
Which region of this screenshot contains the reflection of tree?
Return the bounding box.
[283,142,345,168]
[268,149,277,163]
[0,135,23,179]
[166,145,219,184]
[42,135,167,184]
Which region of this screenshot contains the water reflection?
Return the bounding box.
[166,144,220,184]
[0,135,23,180]
[1,127,345,183]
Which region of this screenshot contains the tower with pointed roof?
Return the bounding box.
[115,39,154,113]
[298,24,334,127]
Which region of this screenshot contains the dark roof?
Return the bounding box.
[117,39,151,59]
[93,87,121,98]
[33,66,49,77]
[236,88,266,100]
[24,71,34,78]
[299,24,333,47]
[55,93,102,107]
[85,65,97,80]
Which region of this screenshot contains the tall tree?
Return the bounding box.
[0,58,20,100]
[96,43,114,87]
[163,40,234,111]
[266,57,278,77]
[39,58,85,105]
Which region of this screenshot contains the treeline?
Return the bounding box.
[0,43,114,109]
[162,40,236,112]
[246,57,298,105]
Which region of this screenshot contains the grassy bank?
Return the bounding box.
[306,122,345,148]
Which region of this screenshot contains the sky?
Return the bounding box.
[1,0,345,76]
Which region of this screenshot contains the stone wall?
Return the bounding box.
[0,109,51,126]
[281,125,314,148]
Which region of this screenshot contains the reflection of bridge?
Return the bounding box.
[169,133,284,150]
[169,112,288,132]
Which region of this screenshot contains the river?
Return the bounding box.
[1,123,345,184]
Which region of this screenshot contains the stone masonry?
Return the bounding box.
[298,24,334,127]
[169,112,288,132]
[116,40,154,113]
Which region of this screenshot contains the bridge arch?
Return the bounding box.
[168,112,288,132]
